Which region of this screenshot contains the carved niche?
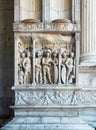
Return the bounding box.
[17,33,76,85]
[18,36,33,85]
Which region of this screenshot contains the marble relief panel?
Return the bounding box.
[18,36,33,85]
[17,33,76,85]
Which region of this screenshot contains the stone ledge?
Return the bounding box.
[10,105,96,109]
[79,66,96,73]
[12,85,79,91]
[12,85,96,91]
[13,22,80,33]
[15,110,78,117]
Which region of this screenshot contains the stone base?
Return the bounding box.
[80,53,96,66]
[1,85,96,130]
[0,117,94,130]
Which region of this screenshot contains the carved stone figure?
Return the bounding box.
[23,51,32,84]
[66,52,74,84]
[61,52,67,84]
[69,74,75,84]
[35,51,42,84]
[18,50,21,65]
[18,66,24,84]
[21,51,26,64]
[52,51,58,84]
[18,51,26,84]
[17,34,76,85]
[42,49,54,84]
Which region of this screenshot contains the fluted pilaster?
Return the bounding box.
[80,0,96,65]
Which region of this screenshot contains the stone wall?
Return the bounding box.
[0,0,14,125]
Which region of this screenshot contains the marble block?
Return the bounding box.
[0,117,94,130]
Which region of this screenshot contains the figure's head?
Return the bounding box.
[52,50,58,57]
[36,51,42,57]
[70,52,74,58]
[62,52,67,58]
[27,51,31,57]
[46,49,51,57]
[22,51,26,58]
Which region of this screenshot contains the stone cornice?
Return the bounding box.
[13,22,80,33]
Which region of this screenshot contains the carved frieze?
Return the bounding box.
[13,22,80,32]
[15,90,96,106]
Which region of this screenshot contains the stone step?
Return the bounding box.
[0,117,95,130]
[80,116,96,128]
[0,123,94,130]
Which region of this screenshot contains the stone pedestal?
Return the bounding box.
[0,85,95,130]
[1,22,95,130]
[80,0,96,65]
[1,21,95,130]
[1,117,94,130]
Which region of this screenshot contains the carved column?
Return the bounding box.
[20,0,42,21]
[43,0,72,22]
[72,0,80,22]
[50,0,72,21]
[14,0,20,22]
[42,0,50,22]
[80,0,96,64]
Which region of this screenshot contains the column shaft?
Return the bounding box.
[80,0,96,64]
[20,0,42,21]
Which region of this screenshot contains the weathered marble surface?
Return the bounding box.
[79,66,96,87]
[13,85,96,106]
[79,73,96,87]
[20,0,42,21]
[13,22,80,32]
[80,0,96,64]
[17,33,76,85]
[0,117,94,130]
[1,0,95,130]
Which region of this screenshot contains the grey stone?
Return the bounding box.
[0,117,94,130]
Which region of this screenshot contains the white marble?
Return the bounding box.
[50,0,72,21]
[12,85,96,106]
[78,73,96,87]
[43,0,72,22]
[42,0,50,22]
[14,0,20,22]
[13,22,80,32]
[72,0,80,22]
[14,0,81,23]
[80,0,96,64]
[20,0,42,21]
[1,117,94,130]
[2,1,96,130]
